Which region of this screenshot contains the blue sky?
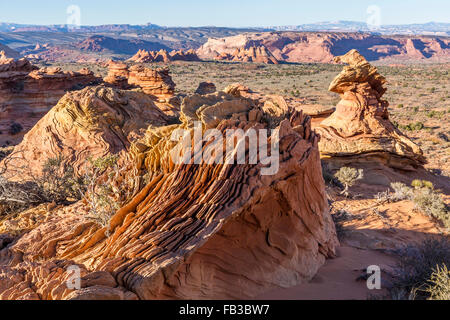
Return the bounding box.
[0,0,449,27]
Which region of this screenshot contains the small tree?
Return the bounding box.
[334,167,364,197]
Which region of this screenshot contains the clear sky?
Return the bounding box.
[0,0,449,27]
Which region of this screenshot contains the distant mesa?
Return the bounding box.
[75,35,171,55]
[197,32,450,63]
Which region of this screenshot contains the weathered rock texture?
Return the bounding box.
[0,55,100,146]
[1,86,169,179]
[0,85,338,300]
[128,49,201,63]
[315,50,426,185]
[197,32,450,63]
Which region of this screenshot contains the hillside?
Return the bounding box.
[197,32,450,63]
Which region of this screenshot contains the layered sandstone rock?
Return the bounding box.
[0,56,100,146]
[291,103,335,128]
[0,85,338,300]
[104,62,176,103]
[128,65,175,101]
[316,50,426,185]
[128,49,201,63]
[103,60,130,89]
[1,86,169,179]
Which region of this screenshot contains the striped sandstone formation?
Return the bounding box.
[0,85,338,300]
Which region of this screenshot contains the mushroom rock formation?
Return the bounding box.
[104,62,176,103]
[1,86,169,179]
[0,56,101,146]
[316,50,426,185]
[103,60,130,89]
[0,86,338,300]
[194,81,217,95]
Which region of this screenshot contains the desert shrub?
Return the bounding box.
[391,238,450,300]
[400,121,424,131]
[390,182,413,202]
[412,187,449,229]
[39,157,84,204]
[9,123,23,135]
[83,155,124,236]
[425,264,450,300]
[334,167,364,197]
[0,157,84,217]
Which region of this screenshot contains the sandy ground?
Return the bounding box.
[257,246,396,300]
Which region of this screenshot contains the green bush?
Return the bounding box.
[334,167,364,197]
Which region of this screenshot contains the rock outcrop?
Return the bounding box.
[315,50,426,185]
[128,65,176,101]
[0,85,338,300]
[197,32,450,63]
[1,86,169,179]
[104,62,176,103]
[128,49,201,63]
[0,55,100,146]
[195,81,217,95]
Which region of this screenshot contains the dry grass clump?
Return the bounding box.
[390,238,450,300]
